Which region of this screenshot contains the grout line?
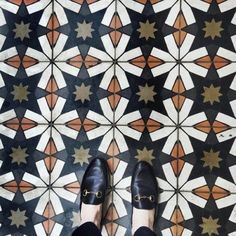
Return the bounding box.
[112,0,117,220]
[3,185,236,195]
[48,185,52,232]
[176,190,235,194]
[49,19,54,186]
[176,1,182,225]
[1,60,234,64]
[114,0,117,62]
[3,59,232,63]
[48,0,54,200]
[113,60,116,128]
[51,0,54,62]
[49,122,53,187]
[2,123,236,128]
[177,0,181,194]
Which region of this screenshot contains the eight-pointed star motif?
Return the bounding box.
[11,83,30,103]
[71,211,81,228]
[200,216,221,236]
[137,20,157,40]
[137,84,157,104]
[201,149,222,171]
[73,146,91,166]
[75,20,94,40]
[201,84,222,105]
[73,83,92,103]
[10,146,28,165]
[8,209,28,228]
[13,21,32,41]
[203,19,224,40]
[135,147,155,165]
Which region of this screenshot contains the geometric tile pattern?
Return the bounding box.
[1,1,236,235]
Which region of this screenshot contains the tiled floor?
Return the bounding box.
[1,0,236,235]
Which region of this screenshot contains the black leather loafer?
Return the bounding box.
[81,157,109,205]
[131,161,158,210]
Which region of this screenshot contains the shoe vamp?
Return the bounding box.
[133,181,157,195]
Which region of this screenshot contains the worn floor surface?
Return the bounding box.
[0,0,236,235]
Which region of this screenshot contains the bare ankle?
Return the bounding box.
[80,203,102,228]
[132,208,155,235]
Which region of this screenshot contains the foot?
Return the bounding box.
[132,208,155,234]
[80,203,102,229]
[131,161,158,234]
[80,158,109,228]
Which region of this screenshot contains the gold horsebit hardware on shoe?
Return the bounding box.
[134,194,155,202]
[83,189,102,198]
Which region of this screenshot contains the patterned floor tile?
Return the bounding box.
[180,1,236,62]
[177,127,213,191]
[0,0,236,235]
[0,186,50,236]
[177,191,236,236]
[178,62,236,127]
[0,125,51,187]
[50,62,114,125]
[178,127,236,194]
[0,0,53,60]
[212,127,236,193]
[115,1,180,62]
[53,0,116,62]
[43,187,80,236]
[147,60,212,127]
[0,63,52,122]
[114,62,179,125]
[213,63,236,128]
